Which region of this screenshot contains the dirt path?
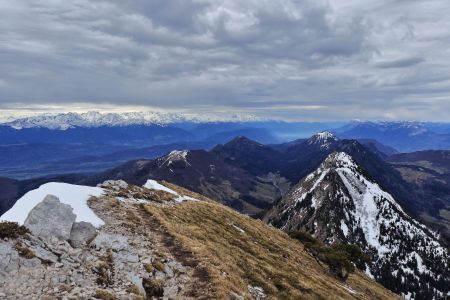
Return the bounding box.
[89,184,215,299]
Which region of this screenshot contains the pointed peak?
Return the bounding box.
[312,131,337,140]
[232,135,256,142]
[307,131,339,148]
[167,150,190,159]
[158,150,191,167]
[226,136,262,147]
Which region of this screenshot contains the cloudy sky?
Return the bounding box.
[1,0,450,121]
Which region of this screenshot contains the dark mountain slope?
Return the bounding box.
[82,149,286,215]
[265,152,450,299]
[356,139,399,158]
[389,150,450,172]
[388,150,450,240]
[0,177,20,215]
[212,136,284,176]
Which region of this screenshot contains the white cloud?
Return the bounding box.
[0,0,450,120]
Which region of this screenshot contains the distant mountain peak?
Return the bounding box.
[158,150,191,167]
[306,131,339,148]
[226,136,263,147]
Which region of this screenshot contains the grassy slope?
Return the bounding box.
[145,200,400,300]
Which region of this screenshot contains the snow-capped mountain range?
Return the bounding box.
[1,111,263,130]
[265,152,449,300]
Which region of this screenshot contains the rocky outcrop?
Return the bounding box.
[0,181,209,299]
[99,180,129,191]
[23,195,76,243]
[69,221,97,248]
[91,232,129,252]
[0,244,21,275]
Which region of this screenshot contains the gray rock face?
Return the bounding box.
[0,244,20,275]
[24,195,76,242]
[28,244,58,263]
[99,180,128,191]
[69,221,97,248]
[90,233,129,251]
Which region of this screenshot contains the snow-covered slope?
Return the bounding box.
[2,111,262,130]
[265,152,449,300]
[0,182,105,227]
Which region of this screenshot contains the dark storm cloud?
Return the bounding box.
[1,0,450,120]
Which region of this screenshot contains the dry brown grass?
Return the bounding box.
[144,263,153,273]
[94,250,115,286]
[94,289,117,300]
[0,221,30,239]
[58,284,73,293]
[103,184,177,204]
[144,201,401,300]
[107,197,121,208]
[152,259,165,273]
[147,189,175,203]
[162,181,213,202]
[142,278,164,298]
[14,243,35,259]
[125,284,142,295]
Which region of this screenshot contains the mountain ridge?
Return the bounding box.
[0,179,401,299]
[3,111,263,130]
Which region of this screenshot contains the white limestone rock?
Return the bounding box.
[24,195,76,243]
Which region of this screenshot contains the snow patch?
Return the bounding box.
[340,220,349,237]
[144,179,198,203]
[339,284,357,295]
[232,224,245,233]
[144,180,177,195]
[0,182,105,227]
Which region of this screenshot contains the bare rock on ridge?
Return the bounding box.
[24,194,76,243]
[69,221,97,248]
